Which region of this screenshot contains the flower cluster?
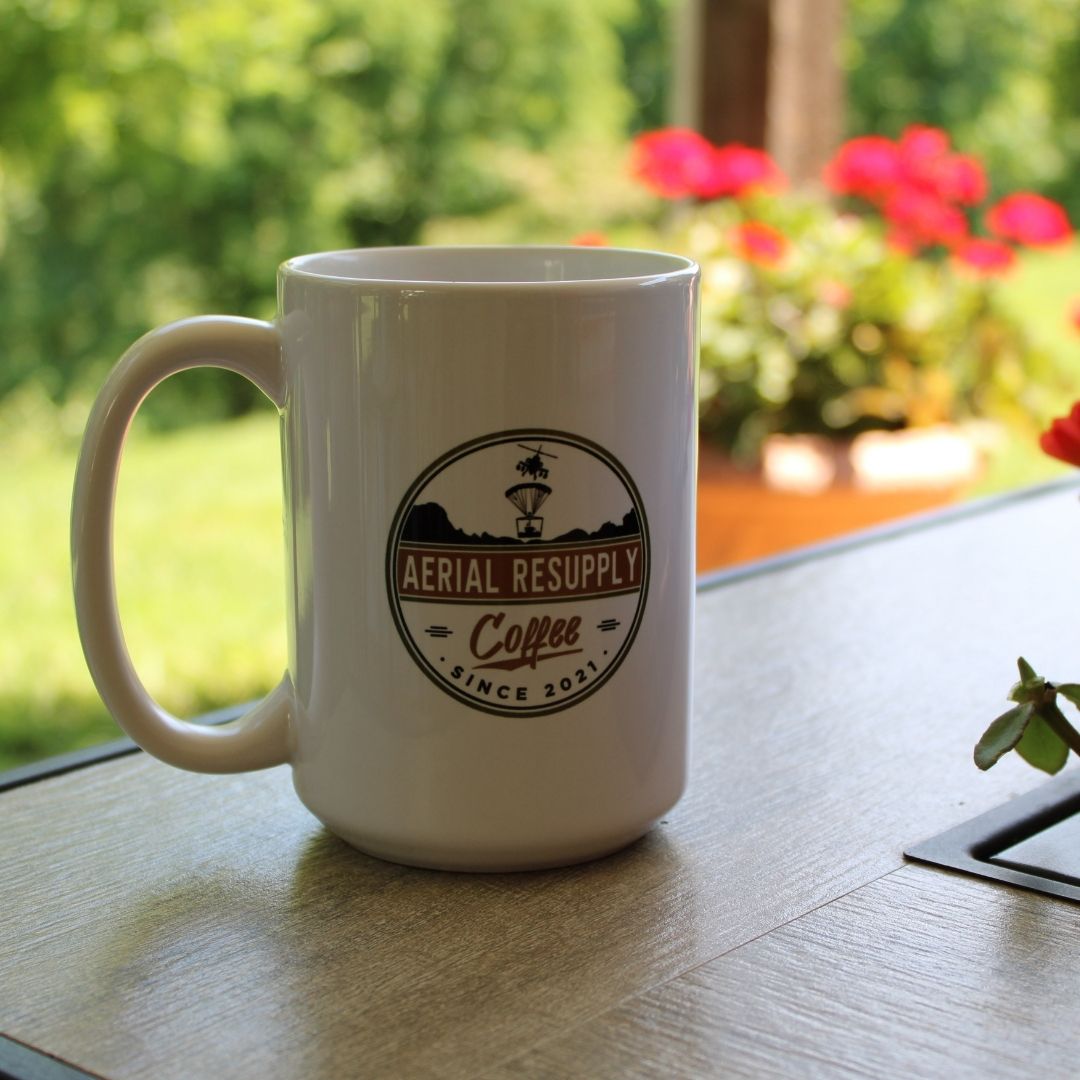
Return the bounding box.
[631,128,784,202]
[624,124,1073,457]
[825,125,1073,275]
[631,124,1074,280]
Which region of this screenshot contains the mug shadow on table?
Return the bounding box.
[93,820,698,1076]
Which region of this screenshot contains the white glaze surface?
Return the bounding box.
[279,247,699,868]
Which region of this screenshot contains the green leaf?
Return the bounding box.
[1054,683,1080,710]
[974,703,1034,770]
[1009,658,1046,704]
[1017,657,1038,683]
[1015,711,1070,775]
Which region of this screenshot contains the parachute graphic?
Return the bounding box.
[506,482,551,516]
[505,482,552,540]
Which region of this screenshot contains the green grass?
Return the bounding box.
[1,408,285,769]
[996,245,1080,361]
[971,243,1080,497]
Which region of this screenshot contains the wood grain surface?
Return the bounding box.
[3,484,1080,1079]
[492,864,1080,1080]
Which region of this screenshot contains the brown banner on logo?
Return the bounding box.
[397,537,644,603]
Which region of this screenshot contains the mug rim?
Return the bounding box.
[280,244,698,290]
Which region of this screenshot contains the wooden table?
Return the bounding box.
[4,481,1080,1079]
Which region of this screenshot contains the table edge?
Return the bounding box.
[0,1032,101,1080]
[0,703,249,795]
[6,476,1076,795]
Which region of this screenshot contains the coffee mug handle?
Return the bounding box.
[71,316,293,773]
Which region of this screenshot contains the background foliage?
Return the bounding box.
[670,197,1061,458]
[846,0,1080,217]
[4,0,1079,423]
[0,0,669,422]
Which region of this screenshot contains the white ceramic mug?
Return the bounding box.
[72,246,699,871]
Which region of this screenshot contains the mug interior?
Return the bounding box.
[282,246,695,286]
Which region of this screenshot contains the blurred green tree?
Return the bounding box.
[1049,14,1080,221]
[846,0,1079,205]
[0,0,658,421]
[615,0,671,133]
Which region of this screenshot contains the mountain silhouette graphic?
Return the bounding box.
[401,503,641,546]
[551,509,641,543]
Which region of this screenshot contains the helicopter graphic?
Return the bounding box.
[515,444,558,481]
[508,444,559,539]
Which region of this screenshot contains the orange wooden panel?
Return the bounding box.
[695,444,961,572]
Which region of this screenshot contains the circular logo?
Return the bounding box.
[386,430,649,717]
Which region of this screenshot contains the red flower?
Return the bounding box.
[986,192,1073,247]
[936,154,988,205]
[952,238,1017,276]
[883,186,969,249]
[896,127,991,208]
[1071,298,1080,335]
[705,144,785,199]
[731,221,788,267]
[827,126,990,216]
[824,136,902,202]
[571,232,608,247]
[631,129,787,201]
[631,128,719,199]
[897,125,952,193]
[899,124,951,163]
[1040,402,1080,467]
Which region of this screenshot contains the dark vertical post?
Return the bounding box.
[686,0,846,187]
[698,0,772,148]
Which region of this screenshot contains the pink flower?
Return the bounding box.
[952,238,1017,276]
[899,124,951,162]
[731,221,788,267]
[1040,402,1080,467]
[897,125,951,186]
[631,128,719,199]
[571,232,608,247]
[936,154,988,206]
[883,186,969,249]
[705,144,785,199]
[986,192,1073,247]
[824,136,902,202]
[631,129,787,201]
[827,126,990,218]
[897,127,989,207]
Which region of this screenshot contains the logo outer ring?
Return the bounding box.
[384,429,651,718]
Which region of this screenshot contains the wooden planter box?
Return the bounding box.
[696,427,981,572]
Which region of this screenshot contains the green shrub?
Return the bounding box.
[628,126,1072,461]
[667,196,1062,459]
[0,0,657,424]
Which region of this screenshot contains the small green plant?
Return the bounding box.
[975,658,1080,774]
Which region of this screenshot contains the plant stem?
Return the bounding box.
[1042,700,1080,758]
